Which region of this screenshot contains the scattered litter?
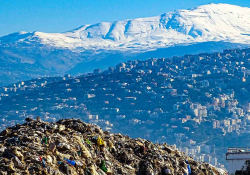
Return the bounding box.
[0,118,227,174]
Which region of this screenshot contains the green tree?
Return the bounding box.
[235,160,250,175]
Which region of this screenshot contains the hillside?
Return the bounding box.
[1,3,250,85]
[0,118,226,174]
[2,47,250,168]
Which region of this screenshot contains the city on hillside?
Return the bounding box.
[2,48,250,169]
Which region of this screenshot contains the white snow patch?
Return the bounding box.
[2,3,250,52]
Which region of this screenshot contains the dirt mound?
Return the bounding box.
[0,118,226,175]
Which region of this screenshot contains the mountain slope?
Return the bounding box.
[1,3,250,85]
[2,3,250,51]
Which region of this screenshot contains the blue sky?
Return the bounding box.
[0,0,249,37]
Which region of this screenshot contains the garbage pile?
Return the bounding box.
[0,118,226,175]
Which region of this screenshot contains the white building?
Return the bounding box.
[226,147,250,174]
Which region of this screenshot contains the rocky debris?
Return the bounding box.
[0,118,226,175]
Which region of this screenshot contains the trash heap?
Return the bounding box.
[0,118,226,175]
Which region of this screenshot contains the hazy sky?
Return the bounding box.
[0,0,250,37]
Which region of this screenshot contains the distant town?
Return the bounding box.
[2,48,250,169]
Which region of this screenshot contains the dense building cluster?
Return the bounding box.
[2,48,250,168]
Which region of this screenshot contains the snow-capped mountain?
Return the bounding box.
[2,3,250,51]
[1,3,250,85]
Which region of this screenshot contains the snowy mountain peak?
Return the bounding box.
[1,3,250,85]
[1,3,250,52]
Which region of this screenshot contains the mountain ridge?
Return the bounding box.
[1,3,250,85]
[2,3,250,52]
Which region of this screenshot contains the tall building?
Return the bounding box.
[226,147,250,174]
[204,155,211,164]
[211,157,218,166]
